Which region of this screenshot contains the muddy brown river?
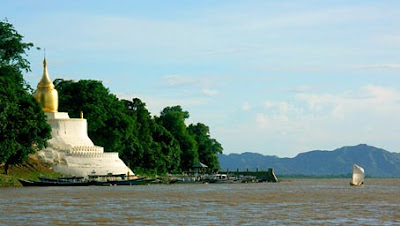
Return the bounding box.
[1,178,399,225]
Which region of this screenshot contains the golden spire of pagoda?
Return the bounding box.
[33,56,58,112]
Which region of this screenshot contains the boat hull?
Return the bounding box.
[106,178,155,185]
[18,179,94,187]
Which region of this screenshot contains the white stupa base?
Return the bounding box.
[38,149,133,177]
[37,112,134,178]
[53,153,132,177]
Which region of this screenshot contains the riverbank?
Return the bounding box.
[0,154,61,187]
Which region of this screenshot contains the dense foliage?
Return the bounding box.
[188,123,222,170]
[0,20,51,174]
[121,98,181,174]
[54,79,129,153]
[55,79,223,174]
[156,106,198,171]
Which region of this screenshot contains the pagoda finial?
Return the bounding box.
[33,52,59,112]
[43,48,47,67]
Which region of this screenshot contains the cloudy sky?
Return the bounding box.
[4,0,400,157]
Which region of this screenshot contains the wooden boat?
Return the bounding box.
[18,178,94,187]
[203,174,238,183]
[88,173,155,186]
[88,173,127,182]
[38,176,85,183]
[106,177,155,185]
[19,174,156,186]
[350,164,365,186]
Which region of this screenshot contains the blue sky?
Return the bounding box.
[3,1,400,157]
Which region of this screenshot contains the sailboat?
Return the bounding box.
[350,164,365,186]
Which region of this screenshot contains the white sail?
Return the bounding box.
[350,164,365,186]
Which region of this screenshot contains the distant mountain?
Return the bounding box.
[218,144,400,177]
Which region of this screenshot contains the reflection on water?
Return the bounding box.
[1,178,399,225]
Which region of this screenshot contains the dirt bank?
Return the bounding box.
[0,154,61,187]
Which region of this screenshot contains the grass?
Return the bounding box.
[0,154,62,187]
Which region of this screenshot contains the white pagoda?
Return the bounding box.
[34,58,133,177]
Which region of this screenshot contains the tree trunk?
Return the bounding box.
[4,162,9,175]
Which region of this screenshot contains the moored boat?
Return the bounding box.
[88,173,155,186]
[203,174,239,183]
[38,176,85,183]
[106,177,156,185]
[18,178,94,187]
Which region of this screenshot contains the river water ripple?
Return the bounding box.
[1,178,399,225]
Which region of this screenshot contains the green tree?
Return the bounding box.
[122,98,181,174]
[188,123,223,171]
[119,99,142,171]
[0,20,51,174]
[152,124,181,173]
[156,106,198,171]
[121,98,158,172]
[0,19,33,72]
[54,79,129,153]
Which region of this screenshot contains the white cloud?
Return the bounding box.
[294,85,400,119]
[233,85,400,156]
[202,89,219,96]
[163,75,199,87]
[355,63,400,70]
[264,101,274,108]
[362,85,399,102]
[278,102,289,113]
[378,34,400,47]
[288,85,315,93]
[295,93,337,113]
[263,100,302,115]
[256,113,289,127]
[162,74,228,89]
[255,113,269,128]
[242,102,251,111]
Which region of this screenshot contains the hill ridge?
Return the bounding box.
[218,144,400,177]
